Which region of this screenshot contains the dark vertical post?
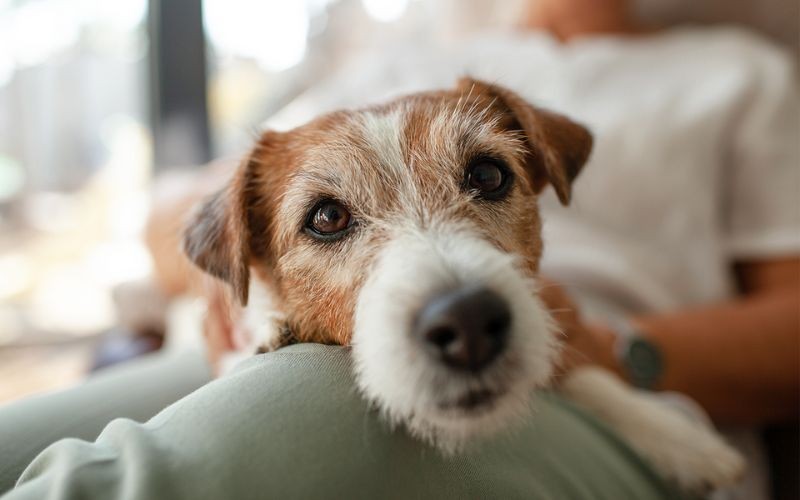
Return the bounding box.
[148,0,211,168]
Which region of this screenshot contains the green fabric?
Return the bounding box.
[1,344,686,499]
[0,350,212,494]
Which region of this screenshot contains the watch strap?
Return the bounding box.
[611,319,664,390]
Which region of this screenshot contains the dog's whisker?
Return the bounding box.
[182,78,693,463]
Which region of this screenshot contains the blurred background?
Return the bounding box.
[0,0,797,402]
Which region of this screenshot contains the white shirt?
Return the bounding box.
[270,26,800,316]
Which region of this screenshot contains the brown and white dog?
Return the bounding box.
[183,78,743,493]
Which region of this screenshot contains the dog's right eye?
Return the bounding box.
[304,200,354,241]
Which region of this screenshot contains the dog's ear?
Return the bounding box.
[457,78,593,205]
[183,153,258,305]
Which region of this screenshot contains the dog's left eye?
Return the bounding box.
[305,200,354,240]
[465,158,512,200]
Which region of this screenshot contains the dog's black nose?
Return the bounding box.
[416,286,511,372]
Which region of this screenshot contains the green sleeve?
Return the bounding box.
[0,350,211,495]
[3,344,685,500]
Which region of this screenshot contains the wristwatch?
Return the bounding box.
[611,319,664,390]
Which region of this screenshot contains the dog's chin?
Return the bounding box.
[353,337,551,454]
[440,387,503,413]
[352,225,559,454]
[395,369,540,455]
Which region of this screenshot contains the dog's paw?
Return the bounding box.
[681,441,745,495]
[561,367,745,494]
[623,399,745,494]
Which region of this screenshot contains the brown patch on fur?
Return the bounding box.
[280,277,357,345]
[183,79,592,348]
[183,153,256,304]
[398,88,547,277]
[456,77,593,205]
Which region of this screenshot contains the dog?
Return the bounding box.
[182,78,744,494]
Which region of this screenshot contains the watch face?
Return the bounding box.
[625,338,664,389]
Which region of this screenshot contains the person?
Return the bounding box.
[517,0,800,432]
[173,1,800,424]
[1,0,797,498]
[520,5,800,495]
[225,0,800,496]
[291,0,799,424]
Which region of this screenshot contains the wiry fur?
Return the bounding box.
[561,368,745,493]
[184,78,744,494]
[353,223,558,452]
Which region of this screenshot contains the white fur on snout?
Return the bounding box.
[353,224,558,453]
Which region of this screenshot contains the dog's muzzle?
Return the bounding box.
[353,226,558,451]
[415,286,511,373]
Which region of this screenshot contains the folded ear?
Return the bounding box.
[457,77,593,205]
[183,156,255,305]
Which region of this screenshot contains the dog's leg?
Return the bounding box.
[560,366,745,494]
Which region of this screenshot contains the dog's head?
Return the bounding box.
[184,78,592,451]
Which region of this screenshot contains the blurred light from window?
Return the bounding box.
[204,0,310,72]
[0,253,32,301]
[85,242,152,288]
[0,154,24,201]
[74,0,147,32]
[361,0,409,22]
[8,1,80,67]
[23,192,80,234]
[30,264,116,334]
[0,0,146,68]
[0,305,22,345]
[0,47,12,87]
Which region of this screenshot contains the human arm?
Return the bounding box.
[550,257,799,427]
[621,257,799,426]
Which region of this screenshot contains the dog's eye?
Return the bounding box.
[466,158,512,200]
[305,200,353,239]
